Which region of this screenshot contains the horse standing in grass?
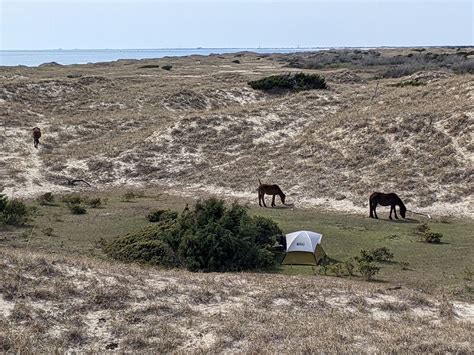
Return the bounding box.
[369,192,407,220]
[32,127,41,148]
[257,179,286,207]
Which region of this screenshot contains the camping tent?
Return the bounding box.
[281,230,326,266]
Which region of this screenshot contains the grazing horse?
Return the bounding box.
[369,192,407,220]
[257,179,286,207]
[32,127,41,148]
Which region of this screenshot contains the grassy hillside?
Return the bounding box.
[1,47,473,217]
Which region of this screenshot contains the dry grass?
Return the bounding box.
[0,247,472,352]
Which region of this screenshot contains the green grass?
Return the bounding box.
[0,190,472,298]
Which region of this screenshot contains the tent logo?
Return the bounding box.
[296,242,305,246]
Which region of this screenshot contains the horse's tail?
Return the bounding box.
[257,178,262,186]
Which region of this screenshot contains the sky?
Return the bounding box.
[0,0,472,50]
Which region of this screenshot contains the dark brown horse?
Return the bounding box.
[32,127,41,148]
[257,179,286,207]
[369,192,406,220]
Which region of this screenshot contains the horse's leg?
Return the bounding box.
[258,192,262,207]
[369,200,374,218]
[271,194,276,207]
[262,193,267,208]
[394,205,399,219]
[373,204,378,219]
[389,206,393,220]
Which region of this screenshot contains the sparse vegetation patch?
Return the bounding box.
[0,194,30,226]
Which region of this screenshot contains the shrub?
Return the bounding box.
[122,191,144,202]
[86,197,102,208]
[139,64,160,69]
[389,79,425,87]
[344,259,355,276]
[61,194,84,205]
[413,223,430,236]
[42,227,55,236]
[232,59,241,64]
[328,263,345,277]
[424,232,443,244]
[370,247,394,262]
[104,198,282,272]
[248,73,327,92]
[162,65,173,71]
[412,223,444,244]
[70,204,87,215]
[452,61,474,74]
[37,192,54,205]
[357,261,380,281]
[1,198,30,225]
[147,209,178,223]
[379,64,427,78]
[0,194,7,213]
[463,267,473,281]
[356,247,393,263]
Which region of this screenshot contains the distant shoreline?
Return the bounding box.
[2,46,472,67]
[0,48,322,67]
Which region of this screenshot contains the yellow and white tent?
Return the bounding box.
[281,230,326,266]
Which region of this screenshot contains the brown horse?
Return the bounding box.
[369,192,406,220]
[257,179,286,207]
[32,127,41,148]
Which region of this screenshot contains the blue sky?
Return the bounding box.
[1,0,472,50]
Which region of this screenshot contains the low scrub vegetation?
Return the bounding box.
[69,204,87,215]
[284,49,473,77]
[147,209,178,222]
[389,79,426,87]
[37,192,55,206]
[104,198,282,272]
[0,193,30,225]
[248,73,327,92]
[356,247,394,263]
[412,223,444,244]
[321,247,395,281]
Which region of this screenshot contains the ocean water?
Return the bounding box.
[0,48,321,67]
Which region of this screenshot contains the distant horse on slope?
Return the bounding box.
[257,178,286,207]
[369,192,406,220]
[32,127,41,148]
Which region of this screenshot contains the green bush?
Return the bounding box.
[328,263,345,277]
[0,194,7,213]
[0,197,30,225]
[248,73,327,92]
[104,198,282,272]
[147,209,178,223]
[412,223,444,244]
[424,232,443,244]
[357,261,380,281]
[86,197,103,208]
[356,247,394,263]
[344,259,355,276]
[70,204,87,215]
[162,65,173,71]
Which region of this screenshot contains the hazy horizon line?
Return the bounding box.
[2,45,473,51]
